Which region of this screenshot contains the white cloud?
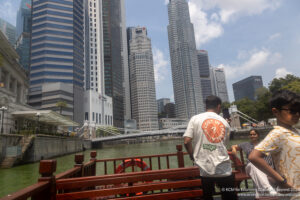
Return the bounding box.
[0,1,19,26]
[275,68,291,78]
[153,47,169,83]
[188,0,281,47]
[268,33,281,40]
[219,49,281,79]
[164,0,169,5]
[189,1,224,47]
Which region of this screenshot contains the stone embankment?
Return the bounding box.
[0,134,91,168]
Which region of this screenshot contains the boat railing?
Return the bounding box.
[95,144,188,175]
[0,145,250,200]
[1,152,97,200]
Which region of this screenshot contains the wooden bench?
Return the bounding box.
[56,167,203,200]
[228,150,252,189]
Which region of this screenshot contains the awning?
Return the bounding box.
[11,110,79,127]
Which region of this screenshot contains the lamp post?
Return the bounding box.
[0,106,7,134]
[36,112,41,134]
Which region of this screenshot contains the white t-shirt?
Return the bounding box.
[183,112,232,177]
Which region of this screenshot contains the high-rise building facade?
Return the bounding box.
[164,102,176,118]
[102,0,125,128]
[167,0,204,119]
[233,76,263,101]
[197,50,213,103]
[15,0,32,72]
[0,18,16,46]
[211,67,229,103]
[120,0,131,122]
[83,0,113,127]
[29,0,84,124]
[157,98,170,113]
[127,27,158,131]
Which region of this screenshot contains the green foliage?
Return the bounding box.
[56,101,67,114]
[281,80,300,94]
[255,88,273,121]
[232,75,299,123]
[268,74,300,94]
[221,102,230,109]
[96,126,120,137]
[234,98,256,121]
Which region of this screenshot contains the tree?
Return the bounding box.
[268,74,300,94]
[233,98,257,122]
[281,80,300,93]
[221,101,230,109]
[255,87,273,121]
[56,101,67,115]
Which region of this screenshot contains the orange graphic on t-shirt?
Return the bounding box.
[202,119,225,143]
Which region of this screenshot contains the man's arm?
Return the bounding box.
[184,136,194,161]
[249,149,293,189]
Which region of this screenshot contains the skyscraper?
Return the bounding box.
[0,18,16,46]
[211,67,229,103]
[120,0,131,122]
[29,0,84,124]
[157,98,171,113]
[15,0,32,72]
[102,0,125,128]
[83,0,113,127]
[127,27,158,131]
[167,0,204,119]
[197,50,213,103]
[233,76,263,101]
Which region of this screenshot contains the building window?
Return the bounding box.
[92,112,95,121]
[85,112,88,120]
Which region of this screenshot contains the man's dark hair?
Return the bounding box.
[270,89,300,110]
[205,95,222,110]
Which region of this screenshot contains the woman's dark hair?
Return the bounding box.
[205,95,222,110]
[249,129,260,137]
[270,89,300,110]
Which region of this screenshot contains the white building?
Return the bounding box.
[0,30,30,133]
[159,118,187,130]
[127,27,158,131]
[83,0,113,127]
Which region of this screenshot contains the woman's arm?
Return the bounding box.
[249,149,293,189]
[231,144,240,155]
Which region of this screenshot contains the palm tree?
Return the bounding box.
[56,101,67,115]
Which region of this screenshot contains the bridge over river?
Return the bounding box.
[91,125,273,148]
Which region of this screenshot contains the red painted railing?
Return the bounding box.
[0,145,250,200]
[1,152,97,200]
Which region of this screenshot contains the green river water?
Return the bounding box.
[0,138,248,198]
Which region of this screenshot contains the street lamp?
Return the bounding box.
[0,106,7,134]
[36,112,41,134]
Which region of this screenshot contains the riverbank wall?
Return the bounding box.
[0,134,92,165]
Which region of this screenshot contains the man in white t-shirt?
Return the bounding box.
[183,95,237,200]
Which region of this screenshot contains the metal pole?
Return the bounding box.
[1,109,4,134]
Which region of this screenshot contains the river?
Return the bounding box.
[0,138,247,198]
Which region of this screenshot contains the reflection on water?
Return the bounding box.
[0,138,247,197]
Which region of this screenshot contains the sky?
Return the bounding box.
[1,0,300,102]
